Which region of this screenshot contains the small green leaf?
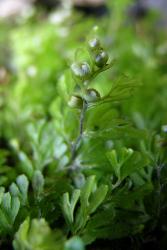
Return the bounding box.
[0,192,20,227]
[18,152,33,179]
[1,192,11,216]
[80,176,96,208]
[107,150,120,178]
[16,175,29,205]
[10,197,20,224]
[9,183,20,197]
[88,185,108,214]
[14,217,30,243]
[32,170,44,196]
[62,192,73,225]
[57,71,76,102]
[70,190,81,215]
[0,187,5,204]
[0,208,11,232]
[62,190,80,226]
[120,152,149,180]
[13,217,64,250]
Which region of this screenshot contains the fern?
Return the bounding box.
[13,217,64,250]
[0,175,29,234]
[62,176,108,235]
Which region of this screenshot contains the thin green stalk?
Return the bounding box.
[71,100,88,162]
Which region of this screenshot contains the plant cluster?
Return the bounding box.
[0,1,167,249]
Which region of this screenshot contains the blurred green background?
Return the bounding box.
[1,0,167,139]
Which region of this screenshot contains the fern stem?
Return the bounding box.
[71,100,88,162]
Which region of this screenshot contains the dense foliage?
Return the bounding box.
[0,1,167,249]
